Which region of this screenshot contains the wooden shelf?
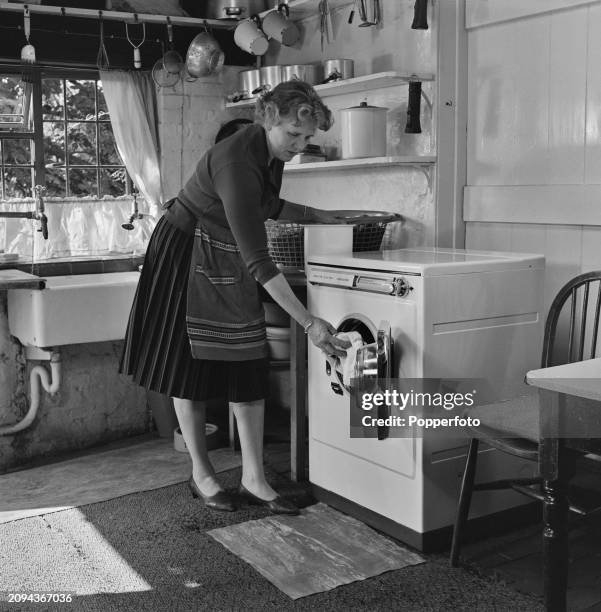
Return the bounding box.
[225,71,435,109]
[259,0,354,21]
[283,155,436,173]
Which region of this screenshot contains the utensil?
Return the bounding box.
[411,0,429,29]
[405,82,422,134]
[186,24,225,77]
[258,65,283,92]
[339,100,387,159]
[152,57,180,89]
[239,67,262,96]
[202,0,269,20]
[20,6,36,63]
[322,59,354,83]
[358,0,379,27]
[318,0,334,51]
[125,20,146,69]
[348,0,357,24]
[233,14,269,55]
[96,11,110,69]
[163,18,183,74]
[262,3,299,46]
[281,64,322,85]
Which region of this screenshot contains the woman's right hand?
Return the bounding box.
[306,317,351,358]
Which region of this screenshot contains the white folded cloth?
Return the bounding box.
[334,331,364,386]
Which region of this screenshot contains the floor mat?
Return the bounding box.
[0,440,241,524]
[208,502,425,599]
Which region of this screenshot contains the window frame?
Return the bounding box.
[0,65,130,199]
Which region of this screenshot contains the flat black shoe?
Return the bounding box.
[188,476,237,512]
[238,484,300,515]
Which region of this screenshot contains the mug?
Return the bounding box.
[234,15,269,56]
[261,4,299,46]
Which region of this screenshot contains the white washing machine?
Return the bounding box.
[306,246,545,551]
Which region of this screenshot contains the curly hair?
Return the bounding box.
[254,80,333,132]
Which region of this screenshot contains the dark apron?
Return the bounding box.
[185,220,268,362]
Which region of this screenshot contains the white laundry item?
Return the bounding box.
[335,331,364,387]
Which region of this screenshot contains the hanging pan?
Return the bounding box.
[185,22,225,78]
[152,42,180,88]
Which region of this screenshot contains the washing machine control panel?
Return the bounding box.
[307,266,413,297]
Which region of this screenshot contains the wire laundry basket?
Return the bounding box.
[265,213,402,271]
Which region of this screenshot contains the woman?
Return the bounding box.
[120,80,349,515]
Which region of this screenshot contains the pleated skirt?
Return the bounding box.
[119,215,270,402]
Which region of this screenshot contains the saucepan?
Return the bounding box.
[239,67,262,97]
[281,63,323,85]
[322,59,354,83]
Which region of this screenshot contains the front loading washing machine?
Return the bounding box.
[306,247,545,551]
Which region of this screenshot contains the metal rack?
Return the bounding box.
[0,2,237,29]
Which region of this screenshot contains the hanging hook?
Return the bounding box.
[60,6,68,35]
[96,9,110,70]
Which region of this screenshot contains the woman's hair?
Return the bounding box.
[214,118,253,143]
[254,80,333,132]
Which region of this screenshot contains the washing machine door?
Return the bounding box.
[329,318,392,396]
[354,323,392,439]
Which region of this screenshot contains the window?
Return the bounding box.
[0,70,129,200]
[0,75,32,129]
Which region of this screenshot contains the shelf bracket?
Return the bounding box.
[420,89,432,112]
[411,163,433,191]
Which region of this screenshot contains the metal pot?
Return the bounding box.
[339,101,387,159]
[281,64,323,85]
[202,0,269,20]
[258,65,283,92]
[322,59,354,83]
[239,68,262,97]
[186,32,225,77]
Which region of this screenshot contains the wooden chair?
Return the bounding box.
[450,270,601,567]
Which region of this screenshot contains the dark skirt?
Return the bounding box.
[119,215,270,402]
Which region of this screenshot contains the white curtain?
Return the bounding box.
[99,70,163,218]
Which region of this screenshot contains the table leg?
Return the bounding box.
[539,388,568,612]
[290,318,307,482]
[542,476,568,612]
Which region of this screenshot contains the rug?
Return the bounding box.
[0,440,241,524]
[208,502,426,599]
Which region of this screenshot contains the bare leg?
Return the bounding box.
[231,399,278,501]
[173,397,222,497]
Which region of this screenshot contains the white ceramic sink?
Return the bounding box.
[7,272,140,347]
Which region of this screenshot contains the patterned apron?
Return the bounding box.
[185,220,268,361]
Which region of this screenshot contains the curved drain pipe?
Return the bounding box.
[0,347,61,435]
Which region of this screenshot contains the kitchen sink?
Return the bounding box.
[7,272,139,347]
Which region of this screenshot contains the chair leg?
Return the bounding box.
[450,438,480,567]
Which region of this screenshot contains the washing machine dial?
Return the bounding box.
[393,277,412,297]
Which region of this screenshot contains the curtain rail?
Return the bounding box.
[0,2,236,29]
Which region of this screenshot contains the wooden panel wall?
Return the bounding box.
[465,1,601,314]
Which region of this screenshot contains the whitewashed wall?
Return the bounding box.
[265,0,437,247]
[157,67,247,198]
[464,0,601,307]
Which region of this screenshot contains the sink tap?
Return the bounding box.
[33,185,48,239]
[0,184,48,239]
[122,192,145,231]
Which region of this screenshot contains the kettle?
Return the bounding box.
[185,31,225,78]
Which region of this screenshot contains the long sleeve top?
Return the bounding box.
[163,123,284,285]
